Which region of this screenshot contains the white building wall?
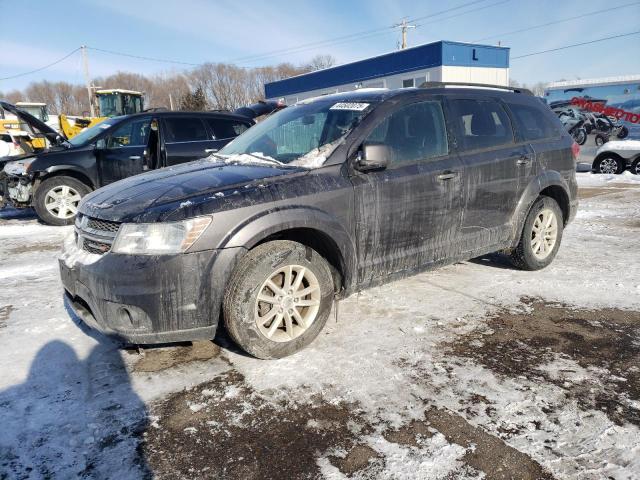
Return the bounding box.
[275,66,508,104]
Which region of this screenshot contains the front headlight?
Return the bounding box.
[111,216,212,255]
[3,158,35,176]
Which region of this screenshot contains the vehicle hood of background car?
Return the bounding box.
[597,139,640,155]
[79,158,307,223]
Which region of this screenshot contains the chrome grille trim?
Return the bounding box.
[75,214,122,255]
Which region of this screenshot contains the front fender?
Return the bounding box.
[508,171,571,248]
[191,205,356,289]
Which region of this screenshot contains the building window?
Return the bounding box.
[402,78,415,88]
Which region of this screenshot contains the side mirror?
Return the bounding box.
[95,138,107,150]
[354,143,389,172]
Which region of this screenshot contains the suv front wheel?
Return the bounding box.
[223,240,334,359]
[34,176,91,226]
[509,196,564,271]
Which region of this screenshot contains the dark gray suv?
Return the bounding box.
[60,84,578,359]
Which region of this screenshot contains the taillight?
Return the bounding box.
[571,142,580,161]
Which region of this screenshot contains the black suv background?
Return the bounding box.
[1,108,254,225]
[60,84,578,359]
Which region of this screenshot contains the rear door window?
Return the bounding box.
[164,117,209,143]
[106,117,151,148]
[205,118,250,139]
[508,103,559,141]
[365,101,449,165]
[449,99,514,151]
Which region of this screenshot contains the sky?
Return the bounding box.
[1,0,639,93]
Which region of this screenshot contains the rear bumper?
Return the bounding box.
[59,238,245,344]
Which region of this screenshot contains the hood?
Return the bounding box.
[79,158,306,222]
[0,101,63,144]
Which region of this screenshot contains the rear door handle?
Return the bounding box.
[517,156,531,165]
[129,155,141,160]
[204,148,218,153]
[437,171,459,181]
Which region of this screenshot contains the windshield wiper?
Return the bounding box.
[243,152,284,166]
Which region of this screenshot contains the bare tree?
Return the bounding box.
[304,54,336,71]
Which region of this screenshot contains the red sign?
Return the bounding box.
[570,97,640,124]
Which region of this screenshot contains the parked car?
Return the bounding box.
[0,101,275,225]
[0,130,35,158]
[60,84,578,359]
[592,139,640,174]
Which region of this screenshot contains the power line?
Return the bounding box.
[511,30,640,59]
[86,46,202,67]
[0,47,81,81]
[474,1,640,42]
[230,0,497,65]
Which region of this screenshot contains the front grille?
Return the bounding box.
[82,238,112,255]
[76,214,121,255]
[87,217,121,233]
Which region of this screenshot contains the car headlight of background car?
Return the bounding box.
[111,217,212,255]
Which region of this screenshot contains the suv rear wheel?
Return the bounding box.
[34,176,91,226]
[223,240,334,359]
[631,158,640,175]
[509,196,563,271]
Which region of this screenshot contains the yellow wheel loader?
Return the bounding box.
[58,89,145,139]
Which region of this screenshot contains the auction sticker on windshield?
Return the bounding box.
[330,102,370,111]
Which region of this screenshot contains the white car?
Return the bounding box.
[592,140,640,175]
[0,130,32,158]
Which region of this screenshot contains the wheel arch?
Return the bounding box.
[211,207,356,295]
[509,171,572,248]
[40,166,95,190]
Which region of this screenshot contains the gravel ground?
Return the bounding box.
[0,171,639,479]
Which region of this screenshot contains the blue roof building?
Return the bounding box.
[265,40,510,103]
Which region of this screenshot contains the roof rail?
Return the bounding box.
[419,81,533,96]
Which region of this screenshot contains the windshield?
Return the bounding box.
[20,106,48,122]
[219,99,376,167]
[67,117,121,147]
[99,94,119,117]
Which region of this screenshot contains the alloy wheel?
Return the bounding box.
[44,185,81,219]
[254,264,321,342]
[599,158,619,174]
[531,208,558,260]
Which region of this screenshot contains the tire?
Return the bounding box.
[593,155,625,175]
[617,126,629,139]
[509,196,564,271]
[595,134,608,147]
[631,158,640,175]
[33,176,91,226]
[574,128,587,145]
[223,240,335,359]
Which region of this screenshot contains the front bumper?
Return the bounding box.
[59,239,245,344]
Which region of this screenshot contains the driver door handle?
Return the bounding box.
[437,171,459,181]
[204,148,218,153]
[129,155,141,160]
[517,156,531,165]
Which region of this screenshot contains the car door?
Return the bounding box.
[96,116,151,186]
[350,99,464,284]
[161,116,217,166]
[203,117,251,150]
[445,97,531,252]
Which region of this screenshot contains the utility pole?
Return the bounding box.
[81,45,95,117]
[394,19,416,50]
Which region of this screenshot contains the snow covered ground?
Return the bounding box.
[0,172,639,479]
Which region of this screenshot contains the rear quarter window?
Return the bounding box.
[508,103,560,141]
